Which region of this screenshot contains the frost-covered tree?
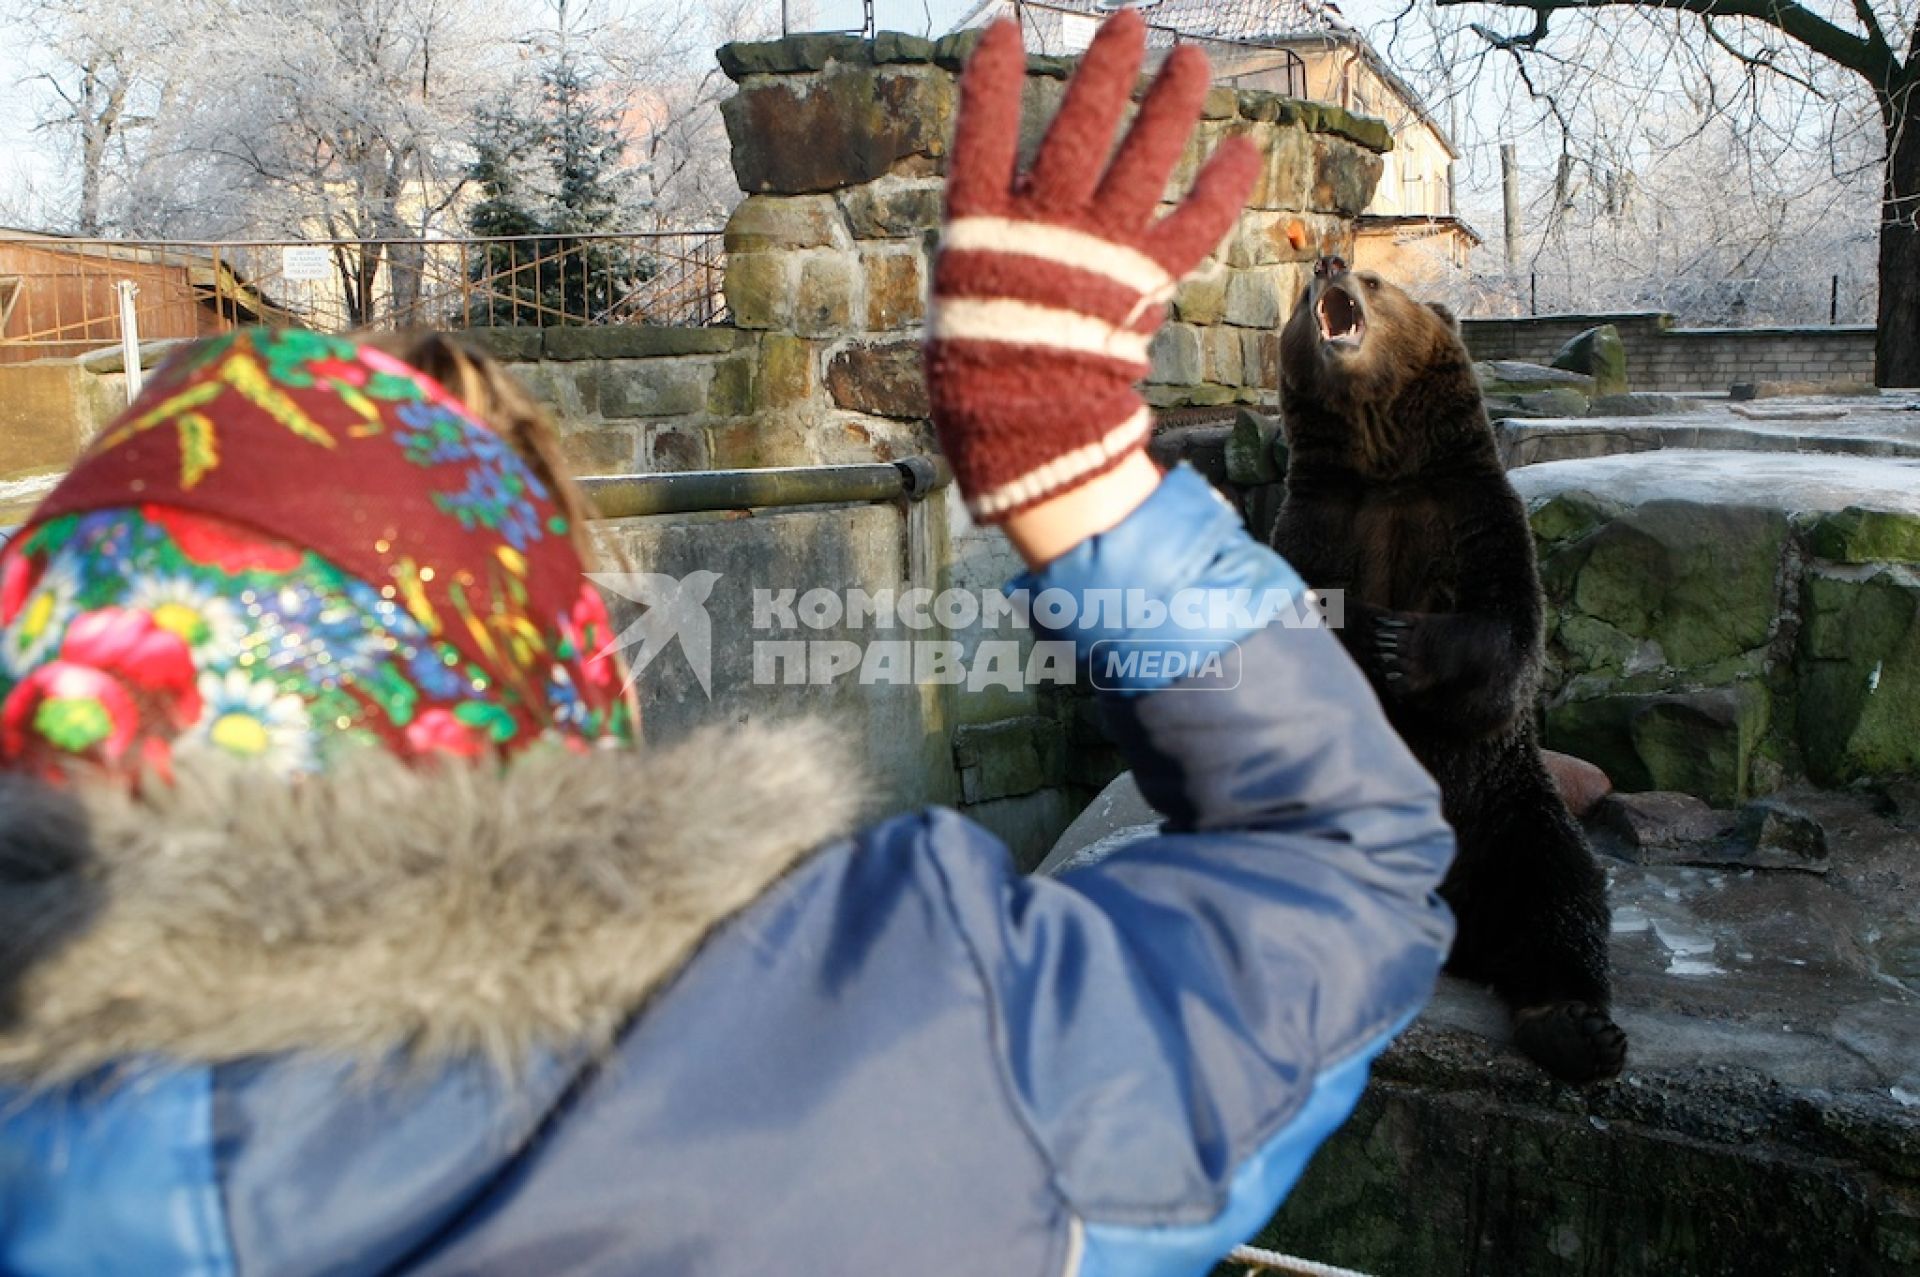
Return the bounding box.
[1377,0,1913,382]
[465,0,651,324]
[604,0,800,229]
[138,0,517,323]
[5,0,180,234]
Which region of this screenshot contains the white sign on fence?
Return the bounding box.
[281,245,331,282]
[1057,12,1099,53]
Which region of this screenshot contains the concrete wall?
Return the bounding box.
[1463,311,1877,392]
[591,481,1120,863]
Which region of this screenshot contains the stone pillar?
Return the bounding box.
[714,30,1392,455]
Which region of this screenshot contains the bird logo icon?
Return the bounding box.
[587,571,723,698]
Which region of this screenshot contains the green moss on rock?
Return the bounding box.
[1796,566,1920,785]
[1810,507,1920,565]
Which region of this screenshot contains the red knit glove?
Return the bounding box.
[924,12,1258,524]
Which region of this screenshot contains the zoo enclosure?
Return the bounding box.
[0,231,726,363]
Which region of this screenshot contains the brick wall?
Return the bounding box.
[1462,311,1877,392]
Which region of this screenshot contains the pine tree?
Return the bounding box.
[465,3,651,326]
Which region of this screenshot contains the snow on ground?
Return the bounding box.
[1509,448,1920,514]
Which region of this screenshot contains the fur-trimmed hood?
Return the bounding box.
[0,720,863,1085]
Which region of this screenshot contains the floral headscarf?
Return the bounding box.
[0,328,631,779]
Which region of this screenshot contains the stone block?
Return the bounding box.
[1201,85,1238,119]
[598,360,710,418]
[1183,384,1239,407]
[1225,408,1282,485]
[645,425,710,472]
[825,340,928,419]
[1505,388,1591,418]
[1546,685,1770,805]
[723,253,791,331]
[1250,123,1313,210]
[862,249,924,331]
[871,32,934,64]
[1477,361,1595,395]
[706,355,755,417]
[1563,501,1789,670]
[506,360,599,422]
[813,412,936,465]
[1173,265,1229,325]
[954,715,1065,805]
[1796,566,1920,785]
[542,326,734,360]
[758,333,816,409]
[1202,325,1245,386]
[1309,137,1383,216]
[1243,329,1280,391]
[449,327,544,361]
[1553,324,1629,397]
[556,424,639,476]
[723,65,954,194]
[717,33,871,79]
[1809,507,1920,565]
[723,194,847,253]
[838,177,944,238]
[1225,268,1283,328]
[1147,323,1205,385]
[1733,799,1830,870]
[1595,790,1736,852]
[708,415,815,469]
[1226,211,1322,267]
[930,28,985,70]
[794,255,859,337]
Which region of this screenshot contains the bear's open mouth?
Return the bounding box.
[1317,287,1365,349]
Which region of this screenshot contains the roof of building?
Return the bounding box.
[950,0,1352,50]
[949,0,1456,157]
[1357,212,1486,248]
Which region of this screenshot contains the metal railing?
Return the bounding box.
[580,458,950,519]
[0,230,726,361]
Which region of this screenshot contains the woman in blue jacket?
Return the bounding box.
[0,13,1453,1275]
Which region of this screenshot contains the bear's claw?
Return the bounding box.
[1372,616,1414,684]
[1512,1001,1628,1085]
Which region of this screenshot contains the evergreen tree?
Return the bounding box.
[464,3,651,326]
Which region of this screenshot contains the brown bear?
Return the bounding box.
[1269,257,1627,1085]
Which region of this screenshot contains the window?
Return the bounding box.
[0,277,19,332]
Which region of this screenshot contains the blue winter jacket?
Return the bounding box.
[0,466,1454,1276]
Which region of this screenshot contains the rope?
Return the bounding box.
[1225,1243,1377,1277]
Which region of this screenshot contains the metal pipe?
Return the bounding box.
[580,457,951,520]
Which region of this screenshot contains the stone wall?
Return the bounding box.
[467,31,1390,861]
[1463,311,1878,393]
[717,29,1389,423]
[1517,458,1920,801]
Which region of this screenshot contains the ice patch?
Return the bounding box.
[1650,916,1722,976]
[0,474,58,504]
[1611,906,1651,935]
[1870,661,1883,693]
[1893,1087,1918,1108]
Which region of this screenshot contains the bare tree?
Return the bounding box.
[603,0,800,229]
[1410,0,1915,383]
[7,0,177,234]
[140,0,516,322]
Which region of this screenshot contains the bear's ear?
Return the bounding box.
[1426,302,1460,332]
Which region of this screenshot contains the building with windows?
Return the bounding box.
[950,0,1481,289]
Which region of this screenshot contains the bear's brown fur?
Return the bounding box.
[1270,258,1627,1085]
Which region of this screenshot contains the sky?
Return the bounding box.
[0,0,1413,223]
